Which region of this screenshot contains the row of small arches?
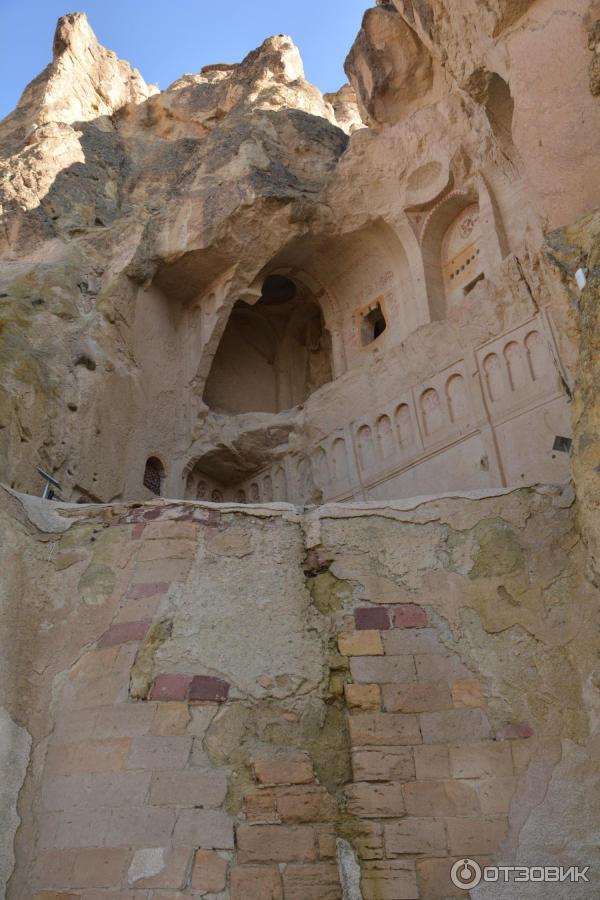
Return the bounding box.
[482,330,550,402]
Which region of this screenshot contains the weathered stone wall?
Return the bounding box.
[2,482,599,899]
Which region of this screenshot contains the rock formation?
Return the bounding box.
[1,2,600,898]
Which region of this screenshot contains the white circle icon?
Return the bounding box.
[451,859,482,890]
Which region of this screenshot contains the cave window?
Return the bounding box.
[360,301,387,347]
[442,204,484,300]
[143,457,165,496]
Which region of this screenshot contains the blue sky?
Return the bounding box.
[0,0,369,119]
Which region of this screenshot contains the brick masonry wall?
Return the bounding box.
[2,485,596,900]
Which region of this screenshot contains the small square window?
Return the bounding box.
[360,302,387,347]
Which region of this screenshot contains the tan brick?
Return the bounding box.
[275,785,337,823]
[152,702,191,735]
[475,776,518,814]
[344,682,381,710]
[419,708,492,743]
[345,781,405,818]
[350,655,416,684]
[172,808,234,849]
[65,673,129,709]
[45,739,131,777]
[452,678,485,707]
[80,892,143,900]
[128,847,192,889]
[191,849,228,892]
[449,741,513,778]
[254,753,314,785]
[413,744,450,780]
[349,712,421,746]
[126,735,192,769]
[243,788,279,823]
[150,769,227,807]
[351,821,384,860]
[315,825,337,859]
[385,817,447,856]
[236,824,317,863]
[362,862,419,900]
[338,631,384,657]
[417,857,479,898]
[34,850,77,889]
[383,681,452,713]
[42,772,152,811]
[403,780,480,817]
[230,865,282,899]
[447,815,508,855]
[71,848,130,888]
[136,539,196,561]
[92,704,157,739]
[40,809,112,849]
[33,894,79,900]
[352,747,415,782]
[282,862,342,900]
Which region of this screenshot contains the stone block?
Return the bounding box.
[413,744,450,780]
[254,753,314,785]
[391,605,428,629]
[344,682,381,710]
[350,655,416,684]
[385,817,447,856]
[452,678,485,708]
[414,652,473,682]
[417,857,473,898]
[191,849,228,892]
[362,861,419,900]
[420,709,492,743]
[475,776,518,814]
[42,772,152,812]
[172,808,234,849]
[352,747,415,782]
[236,824,317,863]
[136,539,195,561]
[126,735,192,769]
[449,741,513,778]
[126,581,170,600]
[39,809,111,850]
[150,768,228,807]
[345,781,405,818]
[496,721,534,740]
[68,647,119,679]
[97,620,151,648]
[128,847,192,889]
[338,631,384,657]
[354,607,390,630]
[151,702,191,735]
[243,788,279,823]
[383,680,452,713]
[69,848,130,888]
[349,712,421,746]
[282,862,342,900]
[45,739,131,777]
[403,780,480,817]
[230,865,283,899]
[149,673,192,702]
[92,704,157,739]
[383,628,441,655]
[447,815,508,855]
[105,806,176,846]
[132,558,191,583]
[351,821,384,860]
[143,521,198,541]
[188,675,230,702]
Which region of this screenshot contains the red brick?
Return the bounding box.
[275,786,337,823]
[254,753,314,785]
[191,849,228,892]
[495,721,534,740]
[126,581,170,600]
[149,673,192,702]
[391,605,428,629]
[283,862,342,900]
[362,861,419,900]
[354,607,390,630]
[189,675,230,702]
[98,620,151,648]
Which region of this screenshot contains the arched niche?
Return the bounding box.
[143,456,165,496]
[420,186,508,320]
[203,274,333,414]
